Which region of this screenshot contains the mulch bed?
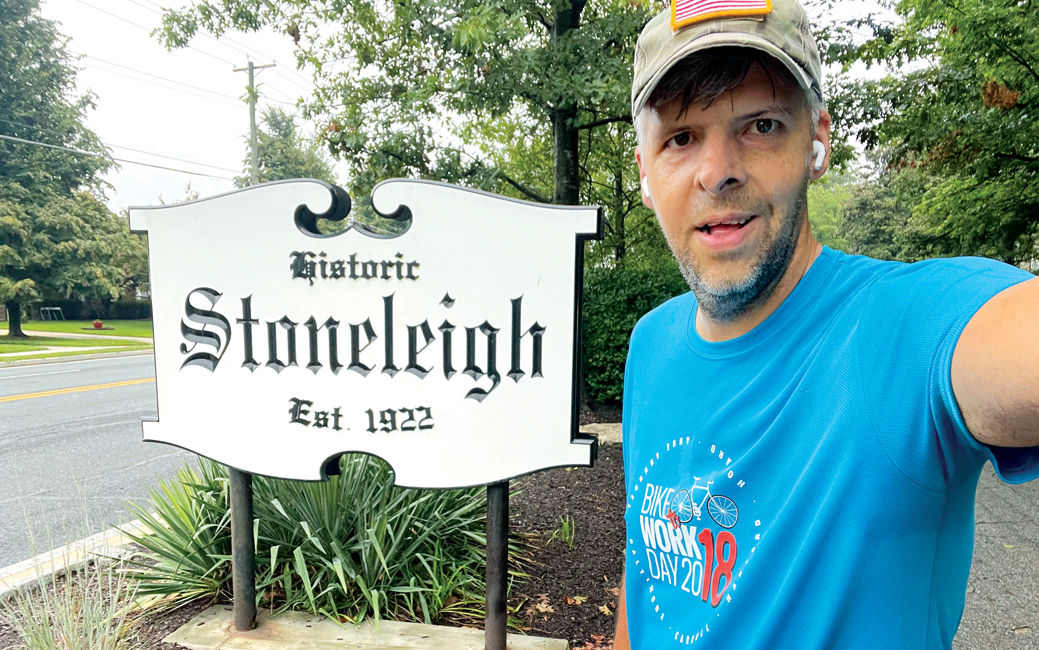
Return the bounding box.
[1,406,626,650]
[510,441,625,649]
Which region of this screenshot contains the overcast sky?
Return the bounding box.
[39,0,336,212]
[39,0,888,214]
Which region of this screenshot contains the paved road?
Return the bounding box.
[0,355,193,568]
[957,466,1039,649]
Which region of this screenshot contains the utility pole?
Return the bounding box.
[233,59,276,186]
[227,58,275,633]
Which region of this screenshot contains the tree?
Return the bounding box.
[822,0,1039,266]
[233,106,338,187]
[158,0,650,206]
[806,172,855,253]
[0,185,132,334]
[457,107,671,269]
[0,0,123,336]
[582,121,672,269]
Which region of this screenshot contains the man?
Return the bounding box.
[614,0,1039,647]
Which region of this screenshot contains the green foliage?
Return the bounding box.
[233,106,338,188]
[0,0,143,334]
[0,188,141,309]
[125,456,523,624]
[821,0,1039,265]
[0,0,111,199]
[582,264,688,404]
[122,461,232,612]
[582,123,674,269]
[157,0,651,206]
[549,515,576,550]
[807,174,855,252]
[1,558,140,650]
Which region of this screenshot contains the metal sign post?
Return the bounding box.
[228,467,257,631]
[485,481,509,650]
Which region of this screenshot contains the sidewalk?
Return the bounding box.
[0,328,153,343]
[0,328,153,364]
[0,345,124,358]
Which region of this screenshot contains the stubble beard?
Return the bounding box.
[669,178,809,323]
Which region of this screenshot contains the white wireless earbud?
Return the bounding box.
[812,140,826,171]
[641,176,652,200]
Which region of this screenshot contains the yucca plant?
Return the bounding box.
[121,460,231,612]
[125,454,531,625]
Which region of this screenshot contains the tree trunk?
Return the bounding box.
[613,169,626,266]
[552,106,580,205]
[550,0,587,206]
[5,300,24,338]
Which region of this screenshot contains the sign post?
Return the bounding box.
[485,480,510,650]
[130,179,601,645]
[228,467,256,631]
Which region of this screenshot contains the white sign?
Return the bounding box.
[130,179,602,488]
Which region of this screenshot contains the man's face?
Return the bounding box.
[636,62,829,321]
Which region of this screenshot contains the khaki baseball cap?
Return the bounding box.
[631,0,823,116]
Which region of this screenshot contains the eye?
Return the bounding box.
[750,119,780,135]
[667,131,692,147]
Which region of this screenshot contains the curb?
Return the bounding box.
[0,349,153,368]
[0,520,149,601]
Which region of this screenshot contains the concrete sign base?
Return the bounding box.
[165,605,567,650]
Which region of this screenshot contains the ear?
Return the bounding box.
[635,146,654,209]
[810,109,832,181]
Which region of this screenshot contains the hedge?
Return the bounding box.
[108,300,152,320]
[30,299,151,321]
[581,263,688,404]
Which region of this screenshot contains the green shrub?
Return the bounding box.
[122,460,232,610]
[108,301,151,320]
[582,264,688,404]
[125,456,525,625]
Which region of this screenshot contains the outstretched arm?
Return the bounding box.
[614,573,630,649]
[953,277,1039,447]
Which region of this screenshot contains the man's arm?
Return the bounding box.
[952,276,1039,447]
[614,572,630,649]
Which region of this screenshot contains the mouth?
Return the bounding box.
[697,215,756,235]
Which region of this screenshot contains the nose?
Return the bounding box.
[695,131,747,196]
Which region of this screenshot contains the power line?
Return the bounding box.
[76,53,295,106]
[79,54,242,102]
[122,0,255,62]
[70,0,237,67]
[84,64,243,108]
[107,143,240,173]
[227,39,314,91]
[0,116,241,173]
[0,134,235,181]
[132,0,314,92]
[270,68,311,94]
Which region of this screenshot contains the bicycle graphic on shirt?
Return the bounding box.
[666,477,739,529]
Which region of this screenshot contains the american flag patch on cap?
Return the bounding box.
[671,0,773,30]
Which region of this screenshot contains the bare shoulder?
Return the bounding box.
[952,276,1039,448]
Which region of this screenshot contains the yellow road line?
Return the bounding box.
[0,377,155,403]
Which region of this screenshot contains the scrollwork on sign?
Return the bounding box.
[294,183,413,239]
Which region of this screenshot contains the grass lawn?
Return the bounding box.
[0,335,148,348]
[1,345,153,362]
[0,343,46,353]
[5,319,153,338]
